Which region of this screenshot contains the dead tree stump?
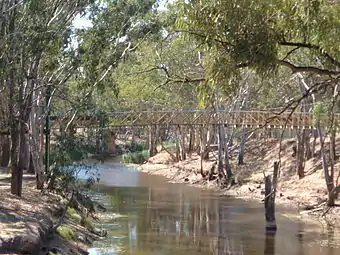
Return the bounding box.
[264,161,279,231]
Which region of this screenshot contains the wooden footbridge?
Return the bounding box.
[1,109,339,135]
[51,109,339,129]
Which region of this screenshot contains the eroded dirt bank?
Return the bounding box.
[137,138,340,225]
[0,173,96,255]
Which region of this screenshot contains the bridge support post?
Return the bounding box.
[264,161,278,231]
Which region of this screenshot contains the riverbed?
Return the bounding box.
[85,163,340,255]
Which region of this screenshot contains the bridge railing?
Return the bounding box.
[1,110,338,131]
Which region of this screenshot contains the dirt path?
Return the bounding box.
[137,138,340,225]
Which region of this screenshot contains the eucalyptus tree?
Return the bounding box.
[0,0,97,195]
[175,0,340,204]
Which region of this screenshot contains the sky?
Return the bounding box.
[73,0,170,29]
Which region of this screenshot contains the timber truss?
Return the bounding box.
[1,110,339,135]
[52,110,340,129]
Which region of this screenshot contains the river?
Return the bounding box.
[83,163,340,255]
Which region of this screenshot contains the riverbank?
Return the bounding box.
[137,138,340,225]
[0,173,98,254]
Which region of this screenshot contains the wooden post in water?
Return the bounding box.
[264,161,279,231]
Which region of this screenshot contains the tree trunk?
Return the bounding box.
[217,124,226,180]
[199,125,209,160]
[0,135,10,167]
[317,121,335,206]
[264,161,278,231]
[304,129,312,160]
[175,138,180,162]
[178,125,186,161]
[330,127,336,161]
[329,127,336,201]
[30,90,44,189]
[311,129,317,158]
[10,119,21,196]
[296,129,305,179]
[188,125,195,155]
[237,127,246,165]
[225,134,233,182]
[148,125,157,157]
[19,131,30,172]
[27,153,34,174]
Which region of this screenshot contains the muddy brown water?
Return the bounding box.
[83,163,340,255]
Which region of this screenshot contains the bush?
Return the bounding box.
[121,150,149,164]
[130,141,148,152]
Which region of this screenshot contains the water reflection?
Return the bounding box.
[87,164,340,255]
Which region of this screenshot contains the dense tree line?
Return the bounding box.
[0,0,339,206]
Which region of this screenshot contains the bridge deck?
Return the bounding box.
[61,110,339,129]
[1,110,338,133]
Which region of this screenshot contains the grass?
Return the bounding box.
[120,140,175,164]
[121,150,149,164]
[80,216,95,231]
[56,225,75,241]
[66,207,82,223]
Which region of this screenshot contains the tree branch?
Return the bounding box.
[277,59,340,76]
[279,41,340,68]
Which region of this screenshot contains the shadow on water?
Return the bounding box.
[81,163,340,255]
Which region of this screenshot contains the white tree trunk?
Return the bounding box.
[30,90,44,189]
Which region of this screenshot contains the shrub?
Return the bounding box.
[66,207,82,223]
[121,150,149,164]
[56,225,75,241]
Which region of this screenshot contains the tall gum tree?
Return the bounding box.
[175,0,340,205]
[1,0,94,195]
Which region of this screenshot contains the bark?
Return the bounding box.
[329,127,336,201]
[296,129,305,179]
[148,125,157,157]
[10,118,21,196]
[199,126,209,160]
[175,138,180,162]
[311,129,317,157]
[188,125,195,155]
[304,129,312,160]
[27,153,34,174]
[224,137,233,182]
[30,89,44,189]
[178,125,186,161]
[19,131,30,172]
[316,121,335,206]
[237,128,246,165]
[199,125,215,160]
[264,161,278,231]
[0,135,10,167]
[330,128,336,162]
[217,124,226,180]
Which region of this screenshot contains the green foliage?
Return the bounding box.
[66,207,82,223]
[121,150,149,164]
[47,132,99,191]
[175,0,340,98]
[80,216,95,231]
[131,141,148,152]
[56,225,75,241]
[161,139,176,149]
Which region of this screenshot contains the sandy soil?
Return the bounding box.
[137,138,340,225]
[0,173,90,254]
